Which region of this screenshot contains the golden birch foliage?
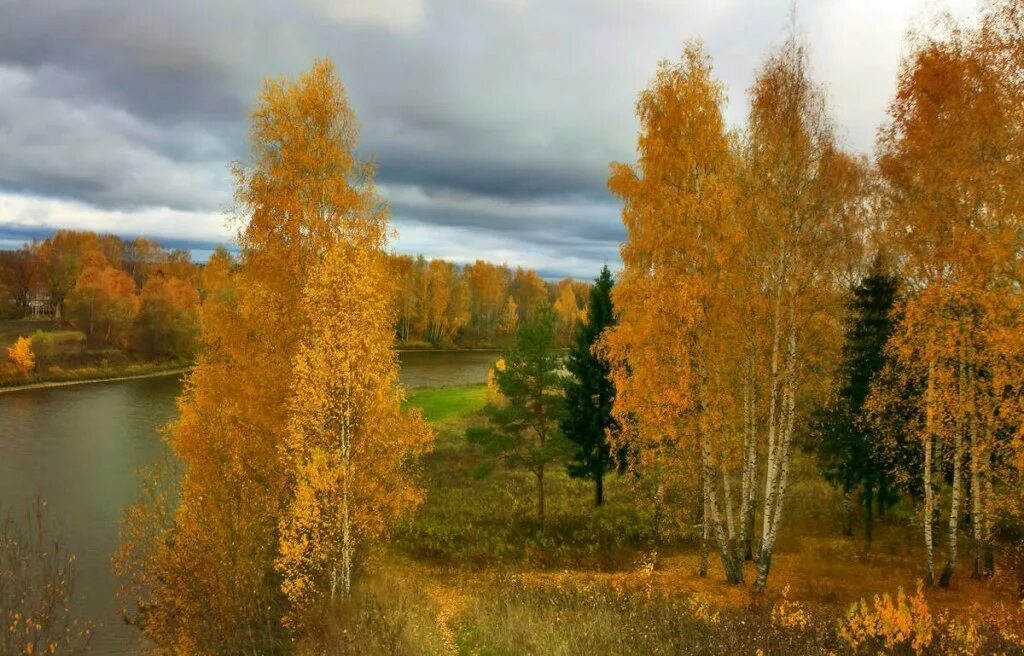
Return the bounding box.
[199,246,234,298]
[116,59,384,652]
[601,42,738,465]
[600,44,750,583]
[66,264,139,348]
[873,7,1024,583]
[466,259,510,333]
[499,297,519,335]
[278,236,431,622]
[6,336,34,375]
[510,268,547,323]
[486,357,507,406]
[419,259,470,343]
[553,281,579,338]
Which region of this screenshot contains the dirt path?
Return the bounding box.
[0,367,191,394]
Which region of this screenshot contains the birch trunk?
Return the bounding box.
[724,469,736,543]
[755,295,797,591]
[939,427,964,587]
[923,357,936,585]
[939,356,967,587]
[971,368,984,580]
[983,468,995,576]
[760,282,784,556]
[697,355,744,584]
[740,352,758,562]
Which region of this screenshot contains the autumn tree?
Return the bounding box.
[134,275,200,360]
[499,297,519,336]
[391,254,422,342]
[510,267,548,324]
[418,259,470,344]
[604,38,860,589]
[875,8,1024,586]
[0,246,41,312]
[741,36,862,590]
[465,259,510,339]
[117,60,394,652]
[199,246,234,298]
[36,230,93,321]
[562,266,622,505]
[277,228,431,624]
[66,259,139,348]
[553,278,581,342]
[602,42,748,583]
[468,306,566,521]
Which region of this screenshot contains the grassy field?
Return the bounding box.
[407,385,488,424]
[307,384,1024,656]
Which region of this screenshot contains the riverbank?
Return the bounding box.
[0,364,191,394]
[1,349,501,393]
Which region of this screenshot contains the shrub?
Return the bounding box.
[6,336,34,375]
[838,581,933,654]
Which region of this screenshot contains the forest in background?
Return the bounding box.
[0,231,583,383]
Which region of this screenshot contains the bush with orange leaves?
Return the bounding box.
[771,586,810,631]
[838,581,934,654]
[6,336,34,375]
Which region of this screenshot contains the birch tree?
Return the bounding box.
[875,6,1024,586]
[278,233,431,624]
[743,36,861,590]
[601,42,748,583]
[116,60,397,652]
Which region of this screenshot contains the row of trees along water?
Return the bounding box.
[88,1,1024,654]
[0,233,583,376]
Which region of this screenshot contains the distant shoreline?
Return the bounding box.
[0,367,191,394]
[0,348,508,394]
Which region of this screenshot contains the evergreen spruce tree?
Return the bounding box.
[561,266,622,505]
[813,256,901,546]
[468,305,567,521]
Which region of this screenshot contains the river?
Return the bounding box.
[0,350,498,654]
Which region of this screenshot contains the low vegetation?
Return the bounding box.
[307,384,1024,656]
[1,500,92,655]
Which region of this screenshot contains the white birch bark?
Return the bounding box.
[760,277,785,558]
[739,352,758,561]
[755,296,797,590]
[923,357,936,585]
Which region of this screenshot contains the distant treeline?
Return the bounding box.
[0,230,588,360]
[0,230,202,361]
[390,255,589,347]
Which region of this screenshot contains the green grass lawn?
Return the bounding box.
[406,384,487,424]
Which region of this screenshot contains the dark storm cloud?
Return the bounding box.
[0,0,979,277]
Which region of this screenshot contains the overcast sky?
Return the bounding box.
[0,0,978,279]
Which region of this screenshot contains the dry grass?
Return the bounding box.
[323,385,1024,655]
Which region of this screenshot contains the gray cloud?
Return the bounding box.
[0,0,981,278]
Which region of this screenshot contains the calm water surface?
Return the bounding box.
[0,350,497,654]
